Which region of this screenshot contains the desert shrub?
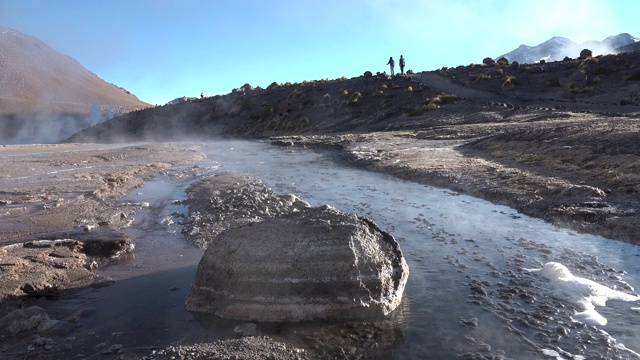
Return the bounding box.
[249,113,262,123]
[564,61,579,69]
[565,83,592,93]
[546,79,561,87]
[624,71,640,81]
[321,94,331,104]
[434,93,458,104]
[475,73,492,81]
[380,84,388,90]
[495,68,505,75]
[298,117,310,128]
[287,90,302,100]
[348,92,362,106]
[424,102,439,110]
[593,66,614,76]
[502,76,519,87]
[405,106,424,116]
[340,89,349,96]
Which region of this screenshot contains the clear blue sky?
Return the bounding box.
[1,0,637,105]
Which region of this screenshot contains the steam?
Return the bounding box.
[0,103,113,145]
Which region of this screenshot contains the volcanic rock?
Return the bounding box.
[185,205,409,322]
[579,48,593,59]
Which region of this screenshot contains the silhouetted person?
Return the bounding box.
[399,55,405,75]
[200,92,204,99]
[387,57,395,76]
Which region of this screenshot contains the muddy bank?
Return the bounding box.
[0,143,206,358]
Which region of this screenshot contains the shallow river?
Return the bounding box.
[82,140,640,359]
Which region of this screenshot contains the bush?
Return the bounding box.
[546,79,561,87]
[475,73,492,81]
[435,93,458,104]
[502,76,519,87]
[624,71,640,81]
[564,83,592,93]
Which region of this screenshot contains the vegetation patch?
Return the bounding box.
[624,71,640,81]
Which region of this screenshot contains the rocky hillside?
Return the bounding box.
[68,49,640,143]
[0,26,150,114]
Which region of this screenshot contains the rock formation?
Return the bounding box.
[186,205,409,322]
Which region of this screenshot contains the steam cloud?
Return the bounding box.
[0,103,113,145]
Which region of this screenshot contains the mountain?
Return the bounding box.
[0,26,150,114]
[497,33,639,64]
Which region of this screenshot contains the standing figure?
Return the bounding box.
[387,56,395,76]
[399,55,406,75]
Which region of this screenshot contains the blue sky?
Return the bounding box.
[1,0,637,105]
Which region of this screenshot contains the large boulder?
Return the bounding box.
[579,49,593,59]
[186,205,409,322]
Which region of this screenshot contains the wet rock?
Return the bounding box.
[186,205,409,322]
[74,227,134,258]
[234,323,259,337]
[183,173,310,248]
[0,306,58,334]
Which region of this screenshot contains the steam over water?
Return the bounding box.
[91,141,640,359]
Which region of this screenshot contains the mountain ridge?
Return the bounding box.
[498,33,639,64]
[0,26,150,114]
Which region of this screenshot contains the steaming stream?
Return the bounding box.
[78,141,640,359]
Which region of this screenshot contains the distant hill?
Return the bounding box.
[0,26,150,114]
[497,33,639,64]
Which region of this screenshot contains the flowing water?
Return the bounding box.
[77,140,640,359]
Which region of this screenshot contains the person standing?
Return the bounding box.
[387,56,395,76]
[399,55,406,75]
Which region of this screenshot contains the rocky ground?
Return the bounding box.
[2,50,640,358]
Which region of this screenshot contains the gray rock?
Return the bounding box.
[234,322,259,337]
[0,306,58,334]
[186,205,409,322]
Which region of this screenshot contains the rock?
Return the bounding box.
[75,227,134,258]
[363,71,373,78]
[579,49,593,59]
[183,173,311,248]
[510,61,519,69]
[234,323,259,337]
[186,205,409,322]
[496,57,509,65]
[482,57,495,65]
[0,306,58,334]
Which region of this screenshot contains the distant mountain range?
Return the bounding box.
[0,26,150,114]
[497,33,640,64]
